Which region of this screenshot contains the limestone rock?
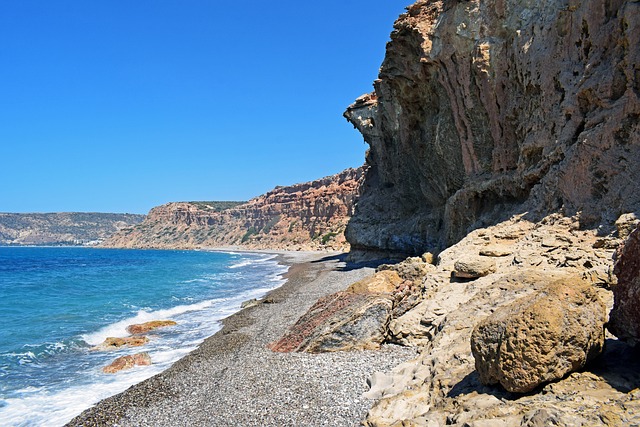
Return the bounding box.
[377,257,435,283]
[94,336,149,351]
[479,245,512,257]
[471,280,606,393]
[361,214,625,426]
[126,320,177,335]
[347,270,403,294]
[102,352,152,374]
[453,256,496,279]
[608,223,640,344]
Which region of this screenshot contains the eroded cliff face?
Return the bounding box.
[102,167,364,251]
[345,0,640,255]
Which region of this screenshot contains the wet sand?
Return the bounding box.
[66,251,415,427]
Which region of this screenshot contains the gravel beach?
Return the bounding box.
[66,251,416,427]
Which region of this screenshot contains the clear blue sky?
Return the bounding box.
[0,1,408,214]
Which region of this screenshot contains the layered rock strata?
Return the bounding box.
[102,167,364,251]
[345,0,640,256]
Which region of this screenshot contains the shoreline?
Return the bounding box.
[66,250,416,426]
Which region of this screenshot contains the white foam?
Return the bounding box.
[1,253,289,426]
[0,363,166,427]
[80,299,224,346]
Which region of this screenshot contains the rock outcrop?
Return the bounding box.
[608,223,640,344]
[344,0,640,256]
[102,353,152,374]
[102,167,364,251]
[126,320,177,335]
[0,212,144,246]
[93,336,149,351]
[269,263,431,353]
[356,213,640,426]
[471,280,606,393]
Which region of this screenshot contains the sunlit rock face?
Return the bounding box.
[102,167,365,251]
[345,0,640,256]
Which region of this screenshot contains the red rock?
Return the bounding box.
[102,352,152,374]
[126,320,177,335]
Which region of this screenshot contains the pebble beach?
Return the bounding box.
[66,251,416,426]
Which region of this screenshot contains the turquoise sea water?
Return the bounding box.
[0,247,287,426]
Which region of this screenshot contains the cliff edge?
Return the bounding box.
[102,167,364,251]
[345,0,640,256]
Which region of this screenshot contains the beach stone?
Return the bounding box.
[347,270,402,294]
[126,320,177,335]
[102,352,152,374]
[453,256,496,279]
[94,336,149,350]
[608,224,640,344]
[377,257,435,283]
[471,280,606,393]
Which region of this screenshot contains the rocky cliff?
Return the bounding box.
[0,212,144,246]
[102,167,364,251]
[345,0,640,256]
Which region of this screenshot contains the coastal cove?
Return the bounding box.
[66,251,416,426]
[0,247,293,426]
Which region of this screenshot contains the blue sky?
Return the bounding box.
[0,1,408,214]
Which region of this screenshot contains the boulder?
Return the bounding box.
[346,270,402,294]
[268,291,393,353]
[94,336,149,351]
[608,224,640,344]
[471,280,606,393]
[453,256,497,279]
[377,257,435,283]
[615,213,639,240]
[102,352,152,374]
[126,320,177,335]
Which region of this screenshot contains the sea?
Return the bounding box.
[0,247,288,426]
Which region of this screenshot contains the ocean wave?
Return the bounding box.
[80,299,226,346]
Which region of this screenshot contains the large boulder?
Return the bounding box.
[608,224,640,344]
[471,280,606,393]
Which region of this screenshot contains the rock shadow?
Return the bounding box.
[311,253,389,271]
[447,371,521,401]
[589,338,640,393]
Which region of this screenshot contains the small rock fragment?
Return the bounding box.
[453,256,497,279]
